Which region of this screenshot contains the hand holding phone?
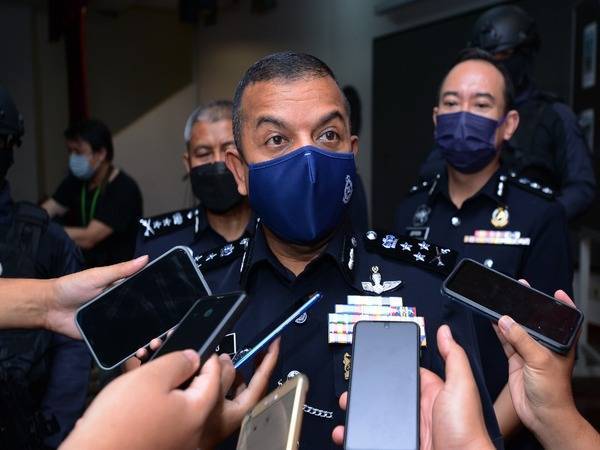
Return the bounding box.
[442,258,582,354]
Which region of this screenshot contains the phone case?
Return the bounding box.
[442,258,583,355]
[75,246,211,370]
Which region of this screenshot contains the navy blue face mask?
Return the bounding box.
[435,111,502,174]
[248,145,356,245]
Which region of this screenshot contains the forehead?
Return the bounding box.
[189,119,232,142]
[441,60,505,98]
[241,76,348,124]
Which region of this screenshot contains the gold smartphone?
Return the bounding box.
[236,374,309,450]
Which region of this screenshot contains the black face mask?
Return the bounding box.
[0,148,14,186]
[190,162,243,214]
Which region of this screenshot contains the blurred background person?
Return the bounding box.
[43,119,143,268]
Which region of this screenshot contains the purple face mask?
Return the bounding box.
[435,111,502,174]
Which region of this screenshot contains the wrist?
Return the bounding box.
[533,403,581,449]
[42,278,60,332]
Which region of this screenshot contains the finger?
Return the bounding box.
[518,278,530,287]
[219,353,236,394]
[554,290,576,308]
[142,349,200,390]
[332,425,345,446]
[436,325,477,386]
[186,355,222,414]
[498,315,547,366]
[89,256,149,289]
[339,391,347,410]
[493,323,517,360]
[149,337,163,351]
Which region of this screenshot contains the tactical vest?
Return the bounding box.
[503,93,563,189]
[0,202,58,449]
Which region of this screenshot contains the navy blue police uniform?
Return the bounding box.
[419,84,596,219]
[0,183,90,449]
[395,168,572,403]
[198,220,504,449]
[134,206,255,261]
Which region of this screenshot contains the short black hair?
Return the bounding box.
[64,118,114,161]
[232,51,348,155]
[439,48,515,113]
[184,100,232,147]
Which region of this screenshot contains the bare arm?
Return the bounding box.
[65,219,113,249]
[494,383,522,438]
[42,198,68,218]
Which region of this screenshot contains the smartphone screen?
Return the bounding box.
[443,259,582,351]
[76,246,210,369]
[237,374,308,450]
[150,292,247,362]
[344,321,419,450]
[232,291,322,369]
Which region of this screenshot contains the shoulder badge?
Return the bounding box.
[363,230,457,276]
[139,207,199,241]
[507,173,555,200]
[195,237,251,271]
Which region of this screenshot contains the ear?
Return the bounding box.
[95,147,108,164]
[225,148,248,197]
[432,106,439,127]
[182,151,191,174]
[500,110,519,141]
[350,135,359,157]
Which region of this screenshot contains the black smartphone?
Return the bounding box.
[232,291,323,369]
[75,246,211,370]
[150,292,248,363]
[344,321,420,450]
[442,258,583,354]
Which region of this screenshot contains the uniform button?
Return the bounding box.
[451,216,461,227]
[483,259,494,268]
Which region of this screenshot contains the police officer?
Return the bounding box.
[395,50,572,446]
[195,52,502,449]
[134,101,253,261]
[0,86,90,449]
[420,5,596,220]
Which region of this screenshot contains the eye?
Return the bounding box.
[443,100,458,107]
[266,135,285,146]
[476,103,491,109]
[318,129,340,142]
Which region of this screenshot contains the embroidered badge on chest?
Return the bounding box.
[491,206,509,228]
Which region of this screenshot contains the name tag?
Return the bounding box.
[405,226,430,240]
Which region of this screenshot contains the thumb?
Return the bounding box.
[89,255,149,288]
[498,315,544,365]
[436,325,476,385]
[141,349,200,390]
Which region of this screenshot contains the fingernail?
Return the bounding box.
[134,255,148,261]
[498,316,514,334]
[182,349,198,364]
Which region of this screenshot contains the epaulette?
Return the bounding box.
[363,230,458,276]
[138,207,199,241]
[407,174,441,195]
[506,172,555,200]
[194,237,251,271]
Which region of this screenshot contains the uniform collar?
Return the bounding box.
[240,218,356,287]
[435,167,505,207]
[0,182,14,224]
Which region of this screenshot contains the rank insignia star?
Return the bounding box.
[418,241,430,251]
[413,252,425,262]
[400,242,412,251]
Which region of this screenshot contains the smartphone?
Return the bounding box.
[236,374,309,450]
[232,291,323,369]
[75,246,211,370]
[150,292,248,363]
[442,258,583,354]
[344,321,420,450]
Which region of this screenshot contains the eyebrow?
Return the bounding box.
[255,115,287,130]
[315,110,345,129]
[442,91,495,102]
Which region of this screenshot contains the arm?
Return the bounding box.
[494,384,522,438]
[0,257,148,338]
[42,198,69,218]
[552,103,597,219]
[496,289,600,450]
[65,219,113,250]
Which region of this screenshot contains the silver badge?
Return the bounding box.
[366,230,377,240]
[382,234,398,249]
[348,248,355,271]
[172,212,183,225]
[361,266,402,294]
[400,242,412,251]
[295,312,308,324]
[220,244,234,257]
[413,252,425,262]
[413,204,431,227]
[139,218,154,237]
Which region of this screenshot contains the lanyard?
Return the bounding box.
[80,185,101,226]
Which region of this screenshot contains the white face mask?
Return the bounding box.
[69,153,96,180]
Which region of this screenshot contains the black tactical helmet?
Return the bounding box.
[0,86,24,149]
[470,5,541,55]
